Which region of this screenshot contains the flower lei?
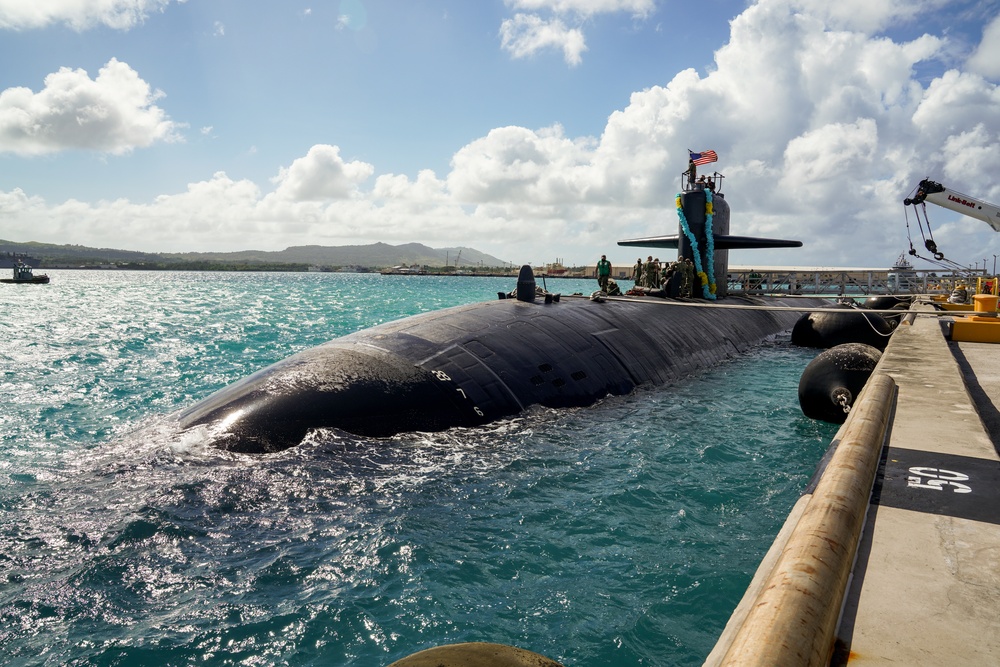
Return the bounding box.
[675,190,718,300]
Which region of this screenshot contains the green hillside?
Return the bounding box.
[0,240,509,270]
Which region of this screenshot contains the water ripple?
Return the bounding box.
[0,272,835,665]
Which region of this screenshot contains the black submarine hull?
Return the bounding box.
[178,293,827,453]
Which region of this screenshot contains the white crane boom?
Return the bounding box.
[904,179,1000,232]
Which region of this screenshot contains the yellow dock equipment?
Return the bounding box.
[950,294,1000,343]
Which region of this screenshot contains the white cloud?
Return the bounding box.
[500,0,652,65]
[336,0,367,31]
[0,0,172,31]
[912,70,1000,143]
[786,0,951,33]
[781,118,879,194]
[0,58,183,156]
[938,125,1000,196]
[447,125,594,203]
[373,169,448,203]
[271,145,374,201]
[499,13,587,66]
[967,14,1000,80]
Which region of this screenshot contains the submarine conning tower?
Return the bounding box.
[678,188,731,298]
[618,166,802,299]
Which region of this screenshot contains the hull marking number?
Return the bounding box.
[431,369,484,418]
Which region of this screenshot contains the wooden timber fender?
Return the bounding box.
[715,373,896,666]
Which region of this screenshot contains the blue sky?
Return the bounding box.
[2,0,1000,269]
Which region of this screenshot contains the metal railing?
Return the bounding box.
[727,269,989,296]
[680,170,725,194]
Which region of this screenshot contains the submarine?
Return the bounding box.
[179,173,827,453]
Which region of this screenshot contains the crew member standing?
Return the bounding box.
[686,158,697,188]
[596,254,612,292]
[681,258,694,297]
[643,255,657,288]
[632,258,644,285]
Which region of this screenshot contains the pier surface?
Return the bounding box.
[706,303,1000,665]
[835,306,1000,664]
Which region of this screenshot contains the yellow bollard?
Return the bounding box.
[973,294,999,313]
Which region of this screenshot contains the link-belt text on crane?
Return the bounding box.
[947,194,978,209]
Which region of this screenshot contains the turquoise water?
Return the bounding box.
[0,271,836,666]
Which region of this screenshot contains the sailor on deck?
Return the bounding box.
[596,255,612,292]
[643,256,657,288]
[680,258,695,297]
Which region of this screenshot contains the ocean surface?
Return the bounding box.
[0,271,837,666]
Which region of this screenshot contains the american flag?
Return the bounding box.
[689,150,718,166]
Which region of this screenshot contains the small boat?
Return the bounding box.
[1,261,49,284]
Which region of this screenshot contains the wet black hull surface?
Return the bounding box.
[179,294,827,453]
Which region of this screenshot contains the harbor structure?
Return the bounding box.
[705,298,1000,665]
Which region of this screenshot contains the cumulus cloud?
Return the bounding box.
[271,145,375,201]
[0,0,172,31]
[786,0,951,33]
[0,58,183,156]
[784,119,879,184]
[967,14,1000,80]
[448,125,596,203]
[499,0,652,65]
[499,13,587,66]
[912,70,1000,144]
[938,124,1000,185]
[20,173,274,251]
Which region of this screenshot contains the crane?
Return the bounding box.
[902,178,1000,263]
[904,179,1000,231]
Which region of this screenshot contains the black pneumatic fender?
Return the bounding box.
[798,343,882,424]
[791,305,893,350]
[863,295,913,311]
[881,301,912,327]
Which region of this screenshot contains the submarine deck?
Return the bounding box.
[705,302,1000,665]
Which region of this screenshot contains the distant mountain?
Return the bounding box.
[0,240,163,263]
[171,243,506,268]
[0,240,509,269]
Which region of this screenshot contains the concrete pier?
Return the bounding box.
[706,302,1000,665]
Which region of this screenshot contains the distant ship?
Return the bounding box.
[380,265,427,275]
[0,253,41,269]
[887,253,919,293]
